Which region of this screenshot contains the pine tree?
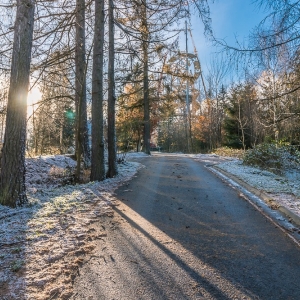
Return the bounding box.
[0,0,35,207]
[107,0,118,178]
[75,0,90,182]
[90,0,106,181]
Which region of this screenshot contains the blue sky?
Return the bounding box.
[181,0,269,76]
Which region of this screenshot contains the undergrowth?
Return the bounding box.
[212,147,244,159]
[243,143,300,174]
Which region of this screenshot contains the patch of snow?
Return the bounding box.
[26,155,77,190]
[125,152,150,158]
[192,153,238,164]
[0,157,143,300]
[217,160,298,196]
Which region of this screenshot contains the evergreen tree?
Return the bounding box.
[0,0,35,207]
[90,0,106,181]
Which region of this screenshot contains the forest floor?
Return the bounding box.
[0,154,146,300]
[0,152,300,299]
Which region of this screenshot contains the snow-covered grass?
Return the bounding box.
[0,156,143,300]
[123,151,151,158]
[191,153,236,164]
[26,155,77,190]
[218,160,300,195]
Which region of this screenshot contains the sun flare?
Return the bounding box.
[27,86,42,116]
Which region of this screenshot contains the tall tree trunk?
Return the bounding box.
[75,0,90,181]
[142,2,151,155]
[90,0,105,181]
[0,0,35,207]
[107,0,118,178]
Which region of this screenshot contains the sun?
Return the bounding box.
[27,86,42,116]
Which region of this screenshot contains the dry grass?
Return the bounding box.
[211,147,245,159]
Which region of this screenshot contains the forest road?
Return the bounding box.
[72,153,300,300]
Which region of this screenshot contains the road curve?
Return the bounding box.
[72,153,300,300]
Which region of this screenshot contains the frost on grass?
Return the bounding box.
[192,153,237,164]
[243,143,300,175]
[26,155,77,190]
[0,156,142,300]
[122,152,151,159]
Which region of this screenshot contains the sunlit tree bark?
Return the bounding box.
[0,0,35,207]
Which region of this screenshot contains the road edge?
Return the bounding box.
[206,165,300,246]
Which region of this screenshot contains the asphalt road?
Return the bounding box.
[72,153,300,300]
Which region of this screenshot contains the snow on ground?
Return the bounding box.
[2,152,300,299]
[26,155,77,191]
[0,156,143,300]
[125,152,151,158]
[193,154,300,219]
[191,153,236,164]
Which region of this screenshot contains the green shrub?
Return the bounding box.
[243,143,300,174]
